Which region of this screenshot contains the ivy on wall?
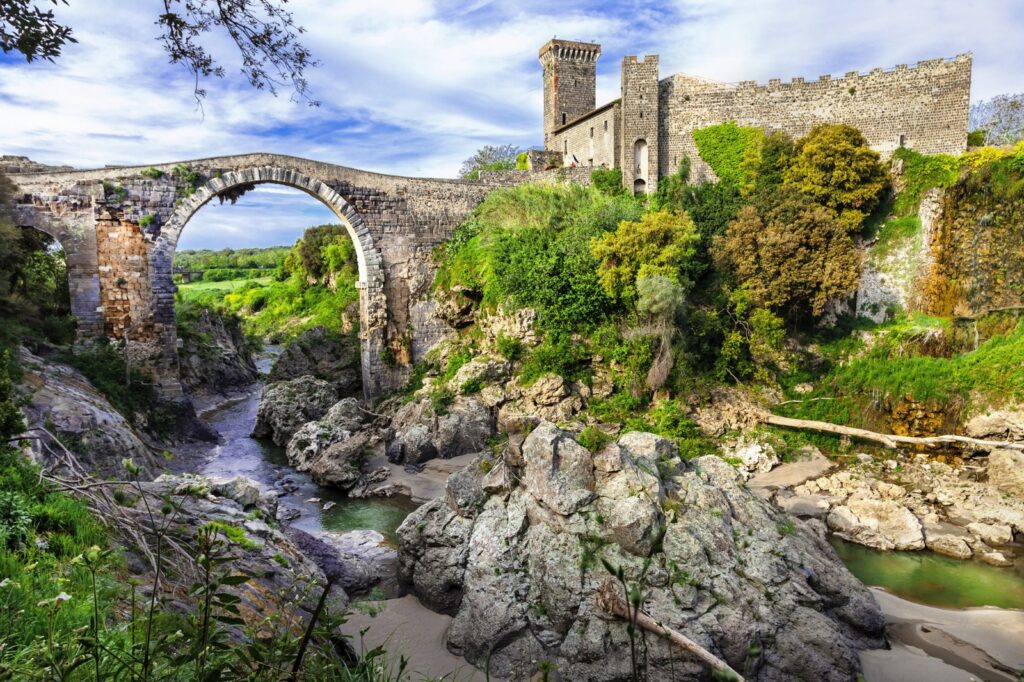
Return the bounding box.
[692,121,763,186]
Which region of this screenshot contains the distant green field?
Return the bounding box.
[178,276,272,300]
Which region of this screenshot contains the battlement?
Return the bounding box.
[539,39,601,61]
[723,53,971,91]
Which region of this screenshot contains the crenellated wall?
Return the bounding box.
[660,55,972,181]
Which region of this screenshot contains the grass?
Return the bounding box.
[778,317,1024,429]
[177,276,272,298]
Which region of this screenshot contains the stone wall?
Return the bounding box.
[659,55,972,181]
[547,102,619,170]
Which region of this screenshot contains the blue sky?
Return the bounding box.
[2,0,1022,250]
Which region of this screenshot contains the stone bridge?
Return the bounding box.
[7,153,528,399]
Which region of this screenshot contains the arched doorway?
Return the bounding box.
[633,138,649,194]
[155,168,387,399]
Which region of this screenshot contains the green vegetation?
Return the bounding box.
[458,144,522,180]
[692,122,762,186]
[590,167,625,196]
[177,225,359,343]
[891,147,959,215]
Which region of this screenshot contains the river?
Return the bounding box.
[190,371,1023,682]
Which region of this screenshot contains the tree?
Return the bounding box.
[783,124,889,231]
[712,192,860,319]
[0,0,318,104]
[292,224,350,281]
[591,209,700,306]
[969,93,1024,145]
[740,130,794,201]
[459,145,521,180]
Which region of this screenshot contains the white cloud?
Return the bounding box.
[1,0,1020,248]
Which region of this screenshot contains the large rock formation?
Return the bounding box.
[398,424,884,681]
[386,395,494,465]
[18,347,163,478]
[252,376,337,446]
[268,327,361,398]
[177,307,259,398]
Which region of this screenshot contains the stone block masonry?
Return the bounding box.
[543,39,972,190]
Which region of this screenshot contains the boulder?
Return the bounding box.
[923,522,973,559]
[309,431,370,489]
[988,449,1024,498]
[827,498,925,551]
[447,356,510,394]
[387,396,494,465]
[398,427,885,681]
[967,522,1014,547]
[720,436,779,478]
[521,422,596,515]
[268,326,361,397]
[964,409,1024,441]
[285,398,366,471]
[252,376,337,446]
[777,494,832,519]
[209,475,261,507]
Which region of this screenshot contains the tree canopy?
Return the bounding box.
[458,145,522,180]
[0,0,318,104]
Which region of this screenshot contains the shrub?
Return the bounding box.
[516,151,530,170]
[692,122,763,186]
[891,147,959,215]
[967,129,987,147]
[591,167,625,196]
[591,209,700,305]
[577,426,611,452]
[783,124,889,231]
[713,193,860,318]
[496,333,524,362]
[519,332,590,385]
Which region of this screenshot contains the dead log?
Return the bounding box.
[762,413,1024,452]
[596,580,744,681]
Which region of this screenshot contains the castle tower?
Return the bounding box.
[620,55,660,194]
[539,39,601,148]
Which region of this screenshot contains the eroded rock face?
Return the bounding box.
[398,425,884,681]
[18,347,162,478]
[177,308,259,397]
[268,327,361,398]
[386,396,494,465]
[252,376,337,446]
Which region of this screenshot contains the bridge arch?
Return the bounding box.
[154,167,388,399]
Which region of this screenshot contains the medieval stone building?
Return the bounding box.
[540,39,972,193]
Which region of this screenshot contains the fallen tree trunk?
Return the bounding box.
[763,413,1024,452]
[597,580,744,681]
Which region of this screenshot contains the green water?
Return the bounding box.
[831,537,1024,609]
[320,497,418,545]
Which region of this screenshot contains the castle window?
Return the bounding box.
[633,178,646,195]
[604,120,608,131]
[639,111,643,119]
[564,140,568,153]
[562,113,567,125]
[898,134,906,148]
[590,127,594,138]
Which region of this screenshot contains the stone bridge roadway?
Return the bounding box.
[8,153,524,399]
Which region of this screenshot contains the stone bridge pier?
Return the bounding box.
[7,154,508,400]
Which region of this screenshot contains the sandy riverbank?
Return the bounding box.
[860,588,1024,682]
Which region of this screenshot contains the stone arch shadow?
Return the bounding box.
[153,167,388,399]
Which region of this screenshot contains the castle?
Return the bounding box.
[540,39,972,193]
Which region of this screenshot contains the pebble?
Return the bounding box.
[323,501,336,511]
